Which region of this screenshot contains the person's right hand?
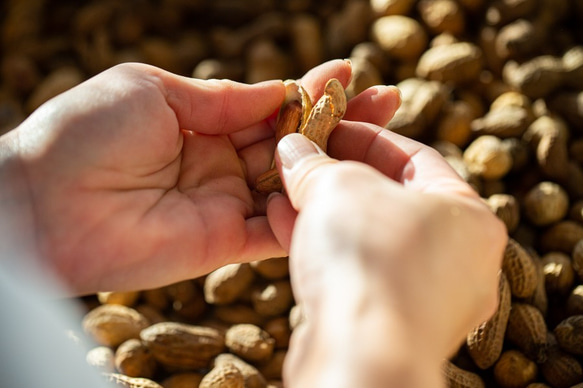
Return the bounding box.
[267,124,507,387]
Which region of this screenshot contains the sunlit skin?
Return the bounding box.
[1,60,399,294]
[0,59,507,387]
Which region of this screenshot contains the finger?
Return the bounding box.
[239,216,288,262]
[234,59,357,185]
[298,59,352,103]
[238,137,277,187]
[266,192,297,252]
[228,122,274,150]
[274,133,338,211]
[344,85,402,127]
[328,121,479,199]
[135,63,286,135]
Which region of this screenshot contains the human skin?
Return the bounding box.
[0,59,400,294]
[0,58,506,387]
[267,130,507,387]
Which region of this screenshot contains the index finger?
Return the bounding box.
[328,121,480,199]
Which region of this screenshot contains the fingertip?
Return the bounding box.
[252,78,286,90]
[343,58,354,86]
[300,59,353,101]
[266,191,296,253]
[275,133,322,171]
[266,191,283,206]
[386,85,402,112]
[275,133,336,211]
[344,85,402,127]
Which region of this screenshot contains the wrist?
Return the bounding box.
[288,289,445,388]
[324,308,443,387]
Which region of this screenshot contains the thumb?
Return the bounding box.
[275,133,338,210]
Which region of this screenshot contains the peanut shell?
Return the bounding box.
[199,362,244,388]
[503,56,565,99]
[82,304,149,347]
[471,106,531,138]
[140,322,224,371]
[97,291,141,307]
[493,350,538,388]
[524,252,549,316]
[370,0,415,16]
[214,353,267,388]
[204,263,255,305]
[225,324,275,363]
[115,338,157,379]
[263,317,291,349]
[250,257,289,280]
[572,239,583,281]
[505,302,548,363]
[542,252,575,295]
[213,304,265,326]
[466,273,511,369]
[463,135,512,180]
[258,350,287,381]
[540,337,583,388]
[416,42,482,85]
[442,360,485,388]
[418,0,465,35]
[371,15,427,60]
[540,221,583,254]
[386,78,448,138]
[86,346,115,373]
[160,373,203,388]
[502,238,538,298]
[103,373,162,388]
[435,100,474,147]
[251,281,294,317]
[554,315,583,356]
[566,285,583,316]
[486,194,520,233]
[524,182,569,226]
[300,78,346,153]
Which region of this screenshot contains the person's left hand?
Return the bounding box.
[6,60,400,294]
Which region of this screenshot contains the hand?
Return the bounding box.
[0,60,399,294]
[267,125,507,386]
[3,62,286,294]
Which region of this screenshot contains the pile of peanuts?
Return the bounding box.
[2,0,583,387]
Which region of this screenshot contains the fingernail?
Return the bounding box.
[343,58,353,85]
[267,191,282,205]
[388,85,402,101]
[386,85,402,111]
[277,133,319,170]
[343,58,352,69]
[256,79,284,86]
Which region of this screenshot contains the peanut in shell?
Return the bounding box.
[199,362,245,388]
[493,350,538,388]
[140,322,225,371]
[502,238,538,299]
[82,304,149,348]
[443,359,485,388]
[505,302,548,363]
[554,315,583,356]
[540,338,583,388]
[466,273,511,369]
[255,78,346,194]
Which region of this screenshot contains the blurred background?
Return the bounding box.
[3,1,583,387]
[0,0,373,134]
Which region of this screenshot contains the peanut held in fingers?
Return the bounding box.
[255,78,347,194]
